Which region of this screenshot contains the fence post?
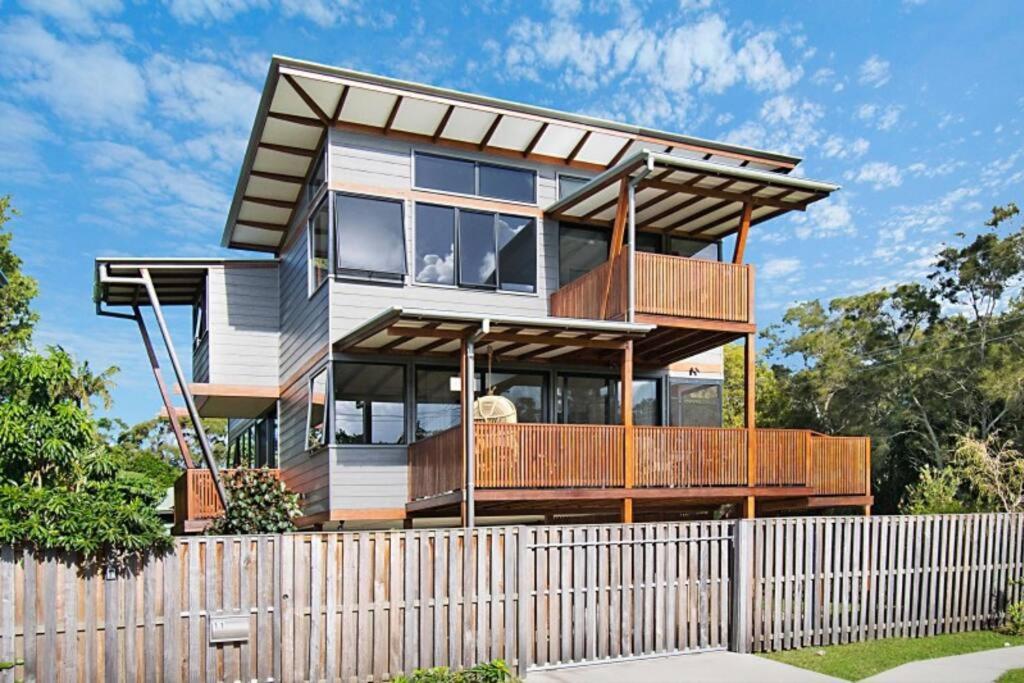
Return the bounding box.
[516,526,533,677]
[0,547,15,683]
[731,519,753,653]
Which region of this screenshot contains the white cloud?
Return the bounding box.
[725,95,824,155]
[821,134,870,159]
[164,0,266,23]
[762,257,802,279]
[145,54,260,132]
[0,17,147,129]
[858,54,891,87]
[791,195,855,239]
[18,0,123,35]
[0,100,52,180]
[856,103,902,131]
[849,161,903,189]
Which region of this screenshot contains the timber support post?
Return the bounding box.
[744,331,757,518]
[622,340,634,523]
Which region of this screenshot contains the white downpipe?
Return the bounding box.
[465,319,489,528]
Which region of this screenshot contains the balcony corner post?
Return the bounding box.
[622,340,635,523]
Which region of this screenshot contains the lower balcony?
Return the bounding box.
[173,467,281,533]
[407,423,870,519]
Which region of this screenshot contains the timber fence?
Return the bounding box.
[0,514,1022,682]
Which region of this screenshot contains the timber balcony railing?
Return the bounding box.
[408,423,869,502]
[173,467,281,530]
[549,252,754,324]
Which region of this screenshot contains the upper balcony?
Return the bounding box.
[550,252,753,326]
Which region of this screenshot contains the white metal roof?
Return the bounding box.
[546,151,840,239]
[222,56,807,253]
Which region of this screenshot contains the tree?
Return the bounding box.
[0,347,172,562]
[721,342,789,428]
[899,465,969,515]
[953,436,1024,513]
[756,203,1024,512]
[0,196,39,353]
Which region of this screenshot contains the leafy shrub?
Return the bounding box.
[899,465,969,514]
[1006,601,1024,636]
[393,660,518,683]
[207,468,301,535]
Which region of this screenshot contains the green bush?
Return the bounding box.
[1006,601,1024,636]
[899,465,969,514]
[393,660,518,683]
[207,468,301,535]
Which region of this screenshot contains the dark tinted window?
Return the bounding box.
[630,378,661,426]
[558,175,589,199]
[307,369,328,449]
[635,232,663,253]
[334,194,406,278]
[458,210,497,287]
[668,237,720,261]
[308,201,329,291]
[558,224,609,287]
[333,363,406,445]
[485,371,546,423]
[558,375,616,424]
[497,214,536,293]
[668,380,722,427]
[415,368,463,438]
[416,154,475,194]
[414,204,455,285]
[307,151,326,203]
[479,163,535,202]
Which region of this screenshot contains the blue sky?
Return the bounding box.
[1,0,1022,425]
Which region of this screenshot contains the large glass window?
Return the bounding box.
[333,362,406,445]
[558,174,590,199]
[307,369,328,450]
[558,224,609,287]
[668,380,723,427]
[415,367,463,438]
[415,153,536,204]
[415,154,475,194]
[484,371,546,423]
[634,232,663,253]
[228,409,278,468]
[414,204,456,285]
[458,210,497,288]
[308,200,329,293]
[479,163,535,202]
[668,237,721,261]
[557,374,661,425]
[334,194,406,279]
[453,209,536,292]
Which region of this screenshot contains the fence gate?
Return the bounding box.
[519,521,734,671]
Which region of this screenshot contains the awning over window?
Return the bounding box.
[334,307,653,366]
[545,151,840,239]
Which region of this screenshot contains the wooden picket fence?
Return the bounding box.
[742,514,1024,652]
[1,514,1023,681]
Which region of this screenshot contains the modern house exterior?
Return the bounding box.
[94,56,872,531]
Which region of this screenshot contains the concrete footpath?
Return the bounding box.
[862,644,1024,683]
[525,651,844,683]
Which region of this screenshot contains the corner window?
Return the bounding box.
[307,200,329,293]
[333,362,406,445]
[334,193,406,280]
[417,204,536,293]
[558,174,590,199]
[668,237,721,261]
[307,369,328,450]
[192,282,208,348]
[228,409,278,468]
[415,152,536,204]
[558,224,610,287]
[307,150,326,205]
[668,379,722,427]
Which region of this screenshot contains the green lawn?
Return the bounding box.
[760,631,1024,681]
[998,669,1024,683]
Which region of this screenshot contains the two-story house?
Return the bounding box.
[94,56,872,532]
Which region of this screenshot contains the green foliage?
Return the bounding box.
[207,469,301,535]
[722,342,790,428]
[393,660,518,683]
[0,196,39,353]
[899,465,969,514]
[1005,600,1024,636]
[952,436,1024,512]
[750,203,1024,512]
[0,347,171,563]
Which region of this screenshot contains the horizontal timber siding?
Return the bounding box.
[206,264,280,387]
